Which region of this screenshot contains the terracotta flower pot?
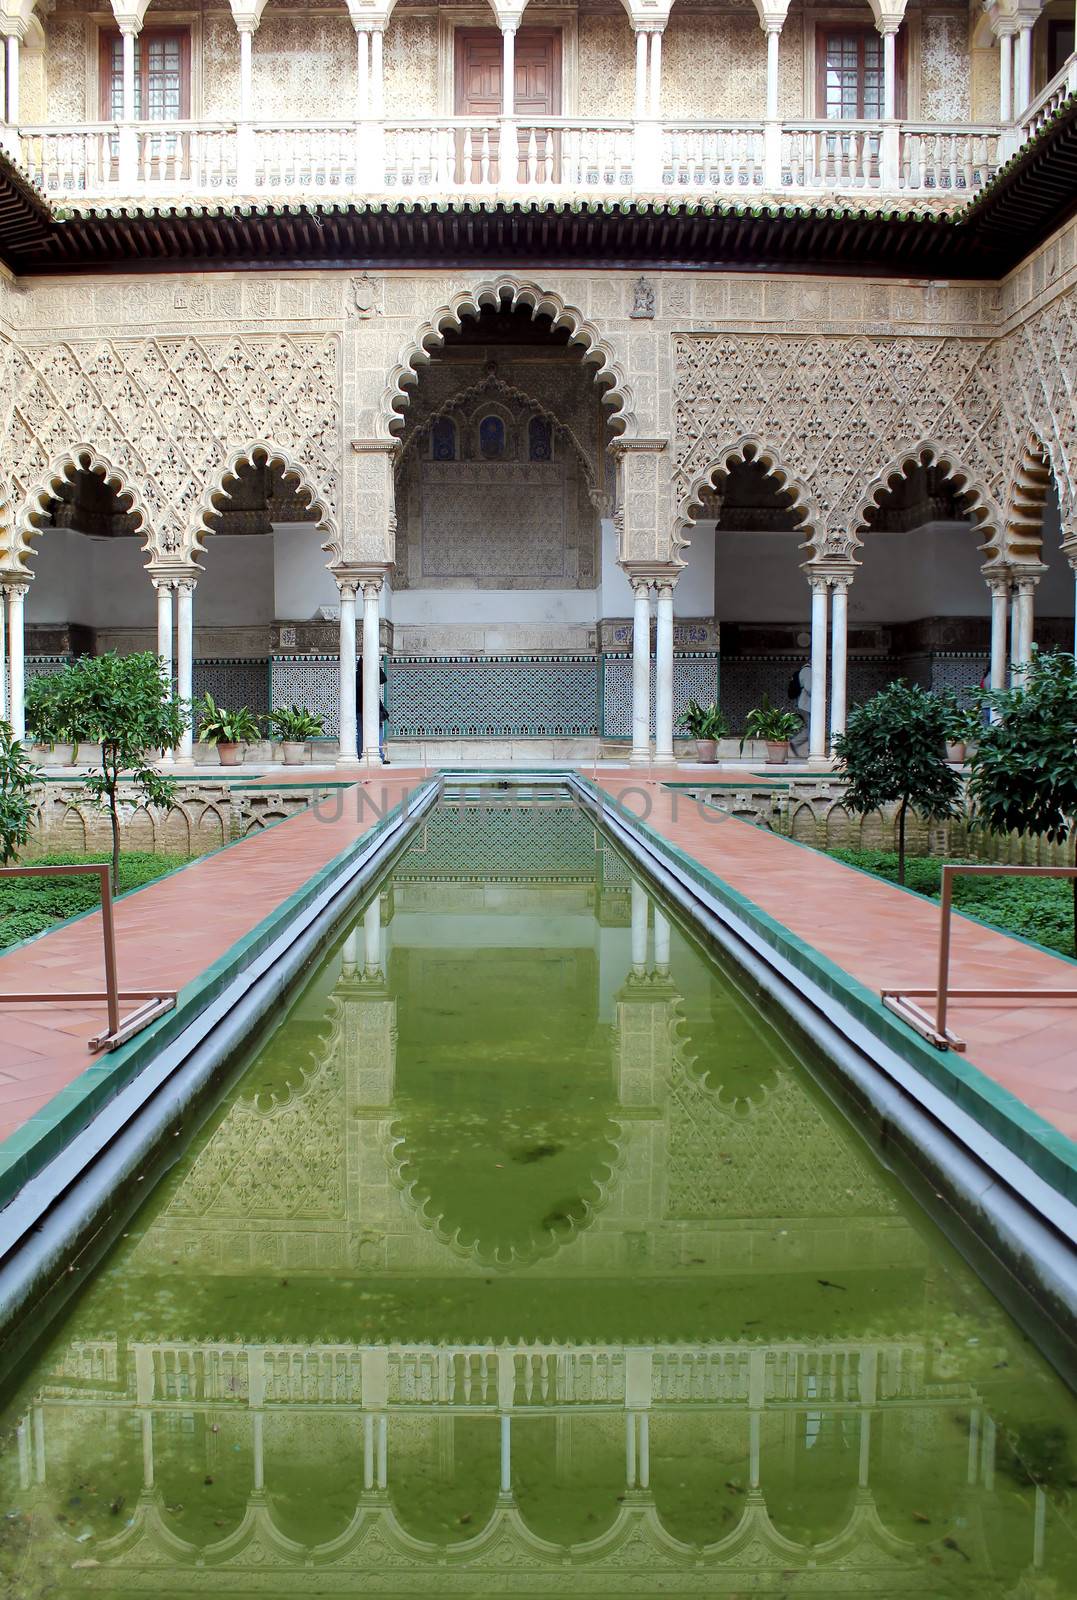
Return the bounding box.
[281,741,307,765]
[765,740,789,764]
[696,739,718,763]
[216,742,244,767]
[945,741,967,764]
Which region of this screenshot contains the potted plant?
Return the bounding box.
[940,692,981,765]
[269,704,325,765]
[196,692,261,767]
[25,675,80,766]
[740,694,802,764]
[679,700,728,763]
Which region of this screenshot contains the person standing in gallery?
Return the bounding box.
[356,652,390,763]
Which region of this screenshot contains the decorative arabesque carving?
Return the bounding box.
[6,334,342,567]
[672,333,1012,561]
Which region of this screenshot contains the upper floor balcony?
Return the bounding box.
[1,0,1074,207]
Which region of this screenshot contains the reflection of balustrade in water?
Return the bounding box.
[42,1338,950,1410]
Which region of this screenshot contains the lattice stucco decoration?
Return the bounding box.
[601,653,719,741]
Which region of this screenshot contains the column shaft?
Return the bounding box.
[500,1414,511,1495]
[337,583,359,765]
[175,580,195,764]
[829,579,849,744]
[634,30,648,119]
[361,581,384,766]
[502,27,515,118]
[765,28,780,120]
[653,907,670,974]
[0,581,6,723]
[881,28,896,121]
[1016,23,1033,115]
[999,31,1014,123]
[630,579,651,765]
[121,28,137,122]
[239,29,253,121]
[808,579,828,761]
[155,580,175,762]
[370,28,384,118]
[648,30,662,119]
[630,879,649,975]
[356,29,370,119]
[6,35,19,127]
[7,585,26,743]
[988,577,1009,692]
[654,579,675,763]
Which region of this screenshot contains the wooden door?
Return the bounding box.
[454,28,562,183]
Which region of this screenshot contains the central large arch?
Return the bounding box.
[379,277,637,442]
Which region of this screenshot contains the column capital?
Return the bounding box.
[802,561,852,591]
[173,574,198,595]
[150,576,175,593]
[1,580,29,599]
[981,563,1013,594]
[227,0,270,34]
[334,562,391,589]
[1060,535,1077,570]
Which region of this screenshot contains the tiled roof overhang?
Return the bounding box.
[1,96,1074,280]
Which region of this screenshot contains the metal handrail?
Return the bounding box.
[0,863,175,1052]
[882,863,1077,1052]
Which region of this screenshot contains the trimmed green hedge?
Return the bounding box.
[829,849,1075,958]
[0,852,189,950]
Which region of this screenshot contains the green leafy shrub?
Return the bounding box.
[0,852,190,950]
[829,848,1074,957]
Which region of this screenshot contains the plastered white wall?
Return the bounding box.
[273,524,339,617]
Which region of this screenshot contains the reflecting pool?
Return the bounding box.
[1,799,1075,1597]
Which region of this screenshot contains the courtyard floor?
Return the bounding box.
[0,762,1074,1186]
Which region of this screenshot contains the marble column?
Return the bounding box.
[364,895,382,977]
[998,25,1015,122]
[361,578,385,767]
[765,25,780,120]
[6,583,28,742]
[501,26,516,117]
[630,577,652,766]
[336,579,359,766]
[175,578,195,765]
[155,578,175,763]
[1013,572,1039,669]
[807,574,829,762]
[5,32,20,127]
[634,29,648,119]
[355,27,370,118]
[648,28,663,118]
[121,23,138,119]
[654,576,676,764]
[986,571,1010,694]
[828,574,850,746]
[1015,18,1034,115]
[0,579,7,724]
[880,23,900,120]
[370,26,384,117]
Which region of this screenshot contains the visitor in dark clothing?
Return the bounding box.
[356,656,389,762]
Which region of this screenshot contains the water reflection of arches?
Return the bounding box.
[10,1338,1046,1594]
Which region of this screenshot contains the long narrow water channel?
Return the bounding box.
[1,797,1075,1597]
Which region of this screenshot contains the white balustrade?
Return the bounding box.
[899,126,1001,193]
[1019,51,1077,144]
[16,111,1037,202]
[662,123,765,189]
[253,122,358,189]
[782,122,883,190]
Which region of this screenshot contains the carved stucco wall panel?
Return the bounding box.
[43,16,89,124]
[202,12,242,121]
[920,12,971,123]
[6,332,342,566]
[384,12,440,118]
[245,14,355,122]
[662,12,765,123]
[578,13,635,118]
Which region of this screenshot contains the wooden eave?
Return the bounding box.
[0,95,1074,281]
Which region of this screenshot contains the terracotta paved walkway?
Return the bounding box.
[0,762,1074,1172]
[596,770,1077,1145]
[0,770,430,1144]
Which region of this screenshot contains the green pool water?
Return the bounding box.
[1,799,1075,1598]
